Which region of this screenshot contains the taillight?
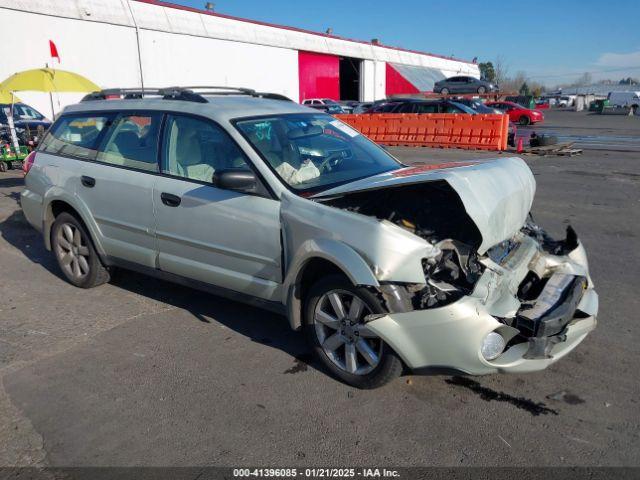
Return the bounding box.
[23,151,36,175]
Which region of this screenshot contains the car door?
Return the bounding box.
[460,77,474,93]
[153,113,282,301]
[79,111,162,268]
[447,77,461,93]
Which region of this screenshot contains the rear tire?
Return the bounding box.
[519,115,531,126]
[440,88,449,95]
[0,162,6,173]
[51,212,110,288]
[477,86,487,94]
[303,275,403,389]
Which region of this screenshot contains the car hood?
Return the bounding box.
[314,157,536,254]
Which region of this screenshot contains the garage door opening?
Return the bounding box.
[339,57,361,101]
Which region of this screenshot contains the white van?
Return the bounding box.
[607,91,640,110]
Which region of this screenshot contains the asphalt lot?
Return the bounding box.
[0,110,638,468]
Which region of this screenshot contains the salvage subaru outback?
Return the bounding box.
[20,87,598,388]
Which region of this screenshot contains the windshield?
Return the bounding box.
[13,104,44,120]
[235,113,402,193]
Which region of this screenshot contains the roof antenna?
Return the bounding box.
[204,2,215,11]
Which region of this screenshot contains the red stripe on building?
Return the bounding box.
[385,63,420,96]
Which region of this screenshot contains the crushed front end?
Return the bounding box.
[365,222,598,375]
[312,158,596,375]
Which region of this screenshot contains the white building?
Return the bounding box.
[0,0,479,117]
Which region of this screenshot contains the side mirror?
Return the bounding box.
[212,169,257,193]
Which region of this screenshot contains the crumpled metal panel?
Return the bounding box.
[281,190,440,285]
[316,157,536,255]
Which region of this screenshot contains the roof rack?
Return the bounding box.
[81,86,293,103]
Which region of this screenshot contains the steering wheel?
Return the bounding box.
[318,151,344,173]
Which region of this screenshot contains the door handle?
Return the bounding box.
[81,176,95,188]
[161,192,181,207]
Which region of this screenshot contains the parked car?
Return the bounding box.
[367,99,477,114]
[607,91,640,112]
[440,98,517,146]
[0,102,51,145]
[534,100,550,110]
[486,101,544,125]
[365,100,405,113]
[505,95,535,109]
[337,100,358,113]
[454,98,502,114]
[557,96,575,108]
[21,86,597,388]
[433,76,498,95]
[301,98,346,114]
[352,102,373,114]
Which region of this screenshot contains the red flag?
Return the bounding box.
[49,40,60,63]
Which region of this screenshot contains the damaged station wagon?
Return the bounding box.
[21,87,598,388]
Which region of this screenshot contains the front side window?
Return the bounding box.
[98,113,162,171]
[236,113,401,194]
[162,114,248,183]
[41,114,113,159]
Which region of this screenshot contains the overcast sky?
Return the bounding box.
[173,0,640,85]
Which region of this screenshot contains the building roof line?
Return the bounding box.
[134,0,477,66]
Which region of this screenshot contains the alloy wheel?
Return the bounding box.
[314,289,383,375]
[55,223,91,280]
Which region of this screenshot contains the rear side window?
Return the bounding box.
[41,114,113,159]
[442,104,463,114]
[396,103,414,113]
[414,103,438,113]
[97,113,162,172]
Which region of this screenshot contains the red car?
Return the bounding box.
[486,101,544,126]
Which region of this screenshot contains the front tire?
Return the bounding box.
[51,212,110,288]
[519,115,531,126]
[440,88,449,95]
[477,86,487,94]
[303,275,403,389]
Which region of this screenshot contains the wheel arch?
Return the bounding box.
[43,194,105,257]
[283,239,380,331]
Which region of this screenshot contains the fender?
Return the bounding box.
[283,238,379,331]
[42,187,107,258]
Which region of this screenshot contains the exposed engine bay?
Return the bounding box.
[319,181,488,310]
